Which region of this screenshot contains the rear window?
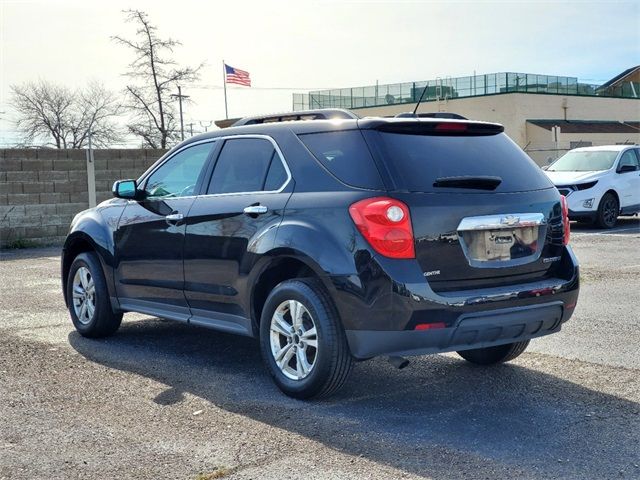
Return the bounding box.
[370,131,552,193]
[299,130,384,189]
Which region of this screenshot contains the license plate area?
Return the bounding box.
[457,213,546,268]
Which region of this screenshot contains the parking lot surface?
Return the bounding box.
[1,218,639,480]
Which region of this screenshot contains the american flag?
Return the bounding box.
[224,64,251,87]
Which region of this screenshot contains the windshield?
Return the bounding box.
[548,150,618,172]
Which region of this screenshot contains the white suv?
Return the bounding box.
[544,145,640,228]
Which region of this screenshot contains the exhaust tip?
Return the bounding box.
[388,356,410,369]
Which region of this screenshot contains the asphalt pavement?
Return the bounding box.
[1,217,638,479]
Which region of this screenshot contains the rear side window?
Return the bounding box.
[299,130,384,189]
[371,132,552,193]
[208,138,287,194]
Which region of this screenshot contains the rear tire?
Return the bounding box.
[259,278,353,399]
[456,340,529,365]
[67,252,122,338]
[595,192,619,229]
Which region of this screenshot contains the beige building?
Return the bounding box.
[292,69,640,165]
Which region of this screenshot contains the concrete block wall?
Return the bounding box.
[0,148,166,248]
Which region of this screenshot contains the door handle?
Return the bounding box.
[243,205,268,215]
[165,213,184,222]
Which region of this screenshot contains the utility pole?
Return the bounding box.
[199,120,213,132]
[186,122,195,137]
[170,86,190,141]
[85,130,96,208]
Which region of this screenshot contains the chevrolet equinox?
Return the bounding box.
[62,109,580,398]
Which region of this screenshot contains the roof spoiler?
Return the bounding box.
[395,112,468,120]
[375,120,504,136]
[232,108,358,127]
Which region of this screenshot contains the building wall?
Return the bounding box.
[525,124,640,165]
[0,149,166,248]
[353,93,640,164]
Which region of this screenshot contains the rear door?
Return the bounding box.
[114,141,216,316]
[362,123,565,291]
[183,136,293,333]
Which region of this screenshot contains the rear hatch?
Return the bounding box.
[361,120,565,291]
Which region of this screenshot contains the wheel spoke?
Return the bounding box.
[271,312,292,338]
[80,269,89,288]
[72,286,84,298]
[304,338,318,349]
[296,348,311,379]
[79,300,87,320]
[289,300,302,328]
[301,327,317,348]
[86,301,95,319]
[300,326,316,339]
[275,343,295,369]
[86,279,95,295]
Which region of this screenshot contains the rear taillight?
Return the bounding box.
[349,197,415,259]
[561,195,570,245]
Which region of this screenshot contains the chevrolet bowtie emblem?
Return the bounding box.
[501,215,520,226]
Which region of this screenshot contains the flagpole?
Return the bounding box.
[222,60,228,119]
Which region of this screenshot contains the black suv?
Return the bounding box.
[62,109,579,398]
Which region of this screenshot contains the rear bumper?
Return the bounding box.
[347,301,567,358]
[331,246,579,359]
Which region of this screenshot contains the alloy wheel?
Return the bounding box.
[269,300,318,380]
[603,197,618,227]
[72,266,95,325]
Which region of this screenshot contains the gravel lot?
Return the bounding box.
[1,218,639,480]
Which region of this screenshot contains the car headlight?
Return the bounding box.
[582,198,594,209]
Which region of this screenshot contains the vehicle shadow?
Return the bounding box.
[69,318,640,479]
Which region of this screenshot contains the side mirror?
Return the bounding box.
[112,179,138,199]
[617,164,638,174]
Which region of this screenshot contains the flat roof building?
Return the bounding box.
[293,69,640,165]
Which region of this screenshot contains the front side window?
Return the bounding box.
[617,149,640,171]
[208,138,287,194]
[145,142,214,198]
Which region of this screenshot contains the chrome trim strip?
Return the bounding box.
[457,213,546,231]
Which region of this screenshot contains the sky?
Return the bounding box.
[1,0,639,146]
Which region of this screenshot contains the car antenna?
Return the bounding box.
[412,83,429,116]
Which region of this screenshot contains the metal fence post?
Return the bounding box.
[86,131,96,208]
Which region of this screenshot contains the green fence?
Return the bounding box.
[292,72,639,111]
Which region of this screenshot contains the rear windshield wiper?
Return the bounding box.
[433,176,502,190]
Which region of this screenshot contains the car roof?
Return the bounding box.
[182,116,505,146]
[570,145,637,152]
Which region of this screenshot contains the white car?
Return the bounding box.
[544,145,640,228]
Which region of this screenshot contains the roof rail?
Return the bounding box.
[395,112,468,120]
[232,108,358,127]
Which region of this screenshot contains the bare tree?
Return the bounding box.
[112,10,202,149]
[11,80,122,148]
